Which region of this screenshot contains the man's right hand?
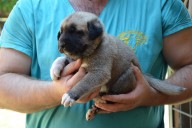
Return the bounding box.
[52,59,100,105]
[51,59,86,102]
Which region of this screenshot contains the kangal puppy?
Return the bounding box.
[50,12,185,120]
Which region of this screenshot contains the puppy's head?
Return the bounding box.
[58,12,104,59]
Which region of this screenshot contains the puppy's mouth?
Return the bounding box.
[58,41,87,56]
[58,44,65,53]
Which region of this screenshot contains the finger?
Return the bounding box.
[95,102,116,112]
[132,65,148,87]
[86,88,100,99]
[132,65,153,91]
[132,65,143,82]
[95,102,130,112]
[64,75,73,82]
[102,93,138,104]
[61,59,82,77]
[97,109,111,114]
[102,94,128,103]
[67,67,85,86]
[77,87,100,103]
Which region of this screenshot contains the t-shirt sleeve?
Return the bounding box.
[162,0,192,37]
[0,0,33,58]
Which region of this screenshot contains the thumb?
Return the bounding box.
[67,67,86,86]
[101,93,136,103]
[132,65,143,84]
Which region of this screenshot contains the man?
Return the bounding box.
[0,0,192,127]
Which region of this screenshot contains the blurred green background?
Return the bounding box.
[0,0,17,32]
[0,0,17,17]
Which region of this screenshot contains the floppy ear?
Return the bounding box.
[87,19,103,40]
[57,31,61,40]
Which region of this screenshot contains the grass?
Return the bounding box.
[0,109,25,128]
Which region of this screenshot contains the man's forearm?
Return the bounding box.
[0,73,60,113]
[166,64,192,104]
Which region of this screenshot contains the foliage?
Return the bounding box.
[0,0,17,17]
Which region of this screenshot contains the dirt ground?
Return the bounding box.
[0,109,25,128]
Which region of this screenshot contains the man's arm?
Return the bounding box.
[0,48,84,113]
[94,27,192,113]
[162,27,192,103]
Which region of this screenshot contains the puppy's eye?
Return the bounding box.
[69,26,76,33]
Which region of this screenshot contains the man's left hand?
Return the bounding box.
[95,65,164,113]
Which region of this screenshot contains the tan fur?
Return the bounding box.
[51,12,186,121]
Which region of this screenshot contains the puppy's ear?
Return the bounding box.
[57,31,61,40]
[87,19,103,40]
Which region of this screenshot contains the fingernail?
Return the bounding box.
[95,103,99,107]
[77,59,82,63]
[74,59,81,67]
[101,96,107,100]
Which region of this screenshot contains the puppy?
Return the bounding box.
[50,12,185,120]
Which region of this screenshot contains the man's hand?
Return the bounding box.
[52,59,100,104]
[95,65,163,113]
[52,59,84,100]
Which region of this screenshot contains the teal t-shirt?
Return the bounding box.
[0,0,192,128]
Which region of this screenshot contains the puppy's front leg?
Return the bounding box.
[61,71,111,107]
[50,56,68,80]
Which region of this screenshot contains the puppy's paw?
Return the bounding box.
[61,93,76,107]
[50,57,67,80]
[50,67,61,80]
[86,105,99,121]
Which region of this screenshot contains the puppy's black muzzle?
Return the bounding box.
[58,34,87,55]
[58,33,73,53]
